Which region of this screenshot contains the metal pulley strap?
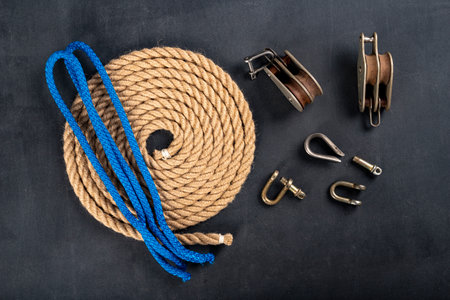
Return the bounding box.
[45,42,255,281]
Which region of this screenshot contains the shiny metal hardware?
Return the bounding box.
[304,133,345,163]
[329,181,366,206]
[261,170,306,206]
[357,32,394,127]
[352,156,382,176]
[244,48,323,112]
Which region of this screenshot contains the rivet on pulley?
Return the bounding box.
[261,170,306,206]
[357,32,394,127]
[244,48,323,112]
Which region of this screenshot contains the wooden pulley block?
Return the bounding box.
[357,32,394,127]
[244,48,323,112]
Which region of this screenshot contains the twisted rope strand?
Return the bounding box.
[49,43,255,279]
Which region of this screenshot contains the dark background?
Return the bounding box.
[1,0,449,299]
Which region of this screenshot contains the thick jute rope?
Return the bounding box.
[63,47,255,246]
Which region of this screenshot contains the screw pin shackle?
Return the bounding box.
[353,156,382,175]
[261,170,306,206]
[329,181,366,206]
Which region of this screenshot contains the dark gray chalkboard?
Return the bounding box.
[1,0,449,298]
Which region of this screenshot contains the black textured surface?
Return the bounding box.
[1,0,449,299]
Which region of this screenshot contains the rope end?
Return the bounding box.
[161,148,171,160]
[219,233,233,246]
[181,274,191,282]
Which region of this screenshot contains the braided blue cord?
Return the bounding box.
[45,42,215,281]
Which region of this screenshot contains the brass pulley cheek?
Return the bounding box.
[244,48,323,112]
[357,32,394,127]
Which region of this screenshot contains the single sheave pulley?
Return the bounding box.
[244,48,323,112]
[357,32,394,127]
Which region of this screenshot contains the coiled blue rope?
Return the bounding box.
[45,41,215,281]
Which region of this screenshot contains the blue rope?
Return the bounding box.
[45,41,215,281]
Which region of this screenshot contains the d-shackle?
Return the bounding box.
[329,180,366,206]
[261,170,306,206]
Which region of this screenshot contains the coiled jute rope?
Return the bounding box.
[62,47,255,248]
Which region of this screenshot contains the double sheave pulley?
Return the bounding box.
[358,32,394,127]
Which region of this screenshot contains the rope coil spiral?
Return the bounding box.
[63,47,255,247]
